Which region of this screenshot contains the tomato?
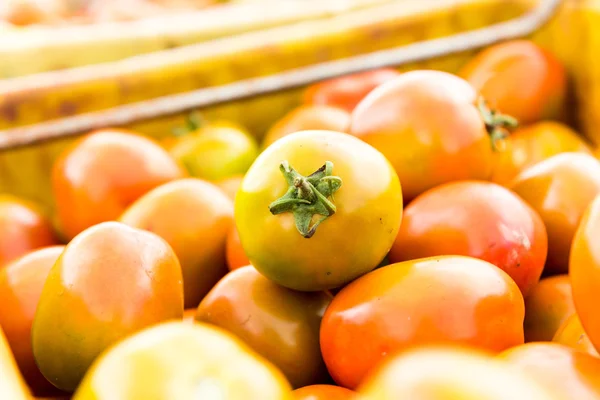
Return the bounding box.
[459,40,566,124]
[389,181,547,297]
[262,105,351,149]
[570,194,600,353]
[350,70,509,202]
[358,346,557,400]
[0,326,31,400]
[73,322,293,400]
[293,384,356,400]
[320,256,525,389]
[52,129,184,241]
[120,178,234,308]
[491,121,592,186]
[195,266,332,388]
[554,314,599,357]
[303,68,401,113]
[32,222,184,392]
[511,153,600,274]
[499,342,600,399]
[169,121,259,181]
[214,174,244,201]
[0,195,59,267]
[235,130,402,291]
[0,246,66,396]
[225,227,249,271]
[523,275,575,342]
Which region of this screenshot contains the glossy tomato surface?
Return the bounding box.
[320,256,525,389]
[235,130,402,291]
[52,129,184,240]
[293,384,356,400]
[350,70,494,202]
[553,314,599,357]
[390,181,547,297]
[32,222,184,392]
[225,227,249,271]
[195,266,332,388]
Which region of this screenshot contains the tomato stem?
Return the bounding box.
[171,111,206,137]
[269,161,342,238]
[477,97,518,151]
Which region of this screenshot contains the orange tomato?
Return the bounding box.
[52,129,184,240]
[214,174,244,201]
[0,246,66,396]
[499,342,600,399]
[293,384,356,400]
[304,68,401,113]
[0,195,58,267]
[459,40,566,124]
[320,256,525,389]
[511,153,600,274]
[32,222,184,392]
[491,121,592,186]
[183,309,196,324]
[524,275,575,342]
[0,326,30,400]
[350,70,502,202]
[389,181,547,297]
[120,178,234,308]
[225,227,249,271]
[196,266,332,388]
[554,314,599,357]
[262,105,351,149]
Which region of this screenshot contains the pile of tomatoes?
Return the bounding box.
[2,39,600,400]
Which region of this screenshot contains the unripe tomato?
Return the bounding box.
[320,256,525,389]
[235,130,402,291]
[553,314,598,357]
[225,227,249,271]
[390,181,547,297]
[32,222,184,392]
[293,384,356,400]
[459,40,566,124]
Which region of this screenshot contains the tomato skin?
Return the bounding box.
[499,342,600,399]
[32,222,184,392]
[320,256,525,389]
[350,70,494,202]
[52,129,184,241]
[263,105,351,149]
[0,195,59,267]
[491,121,592,186]
[225,227,249,271]
[524,275,575,342]
[293,384,356,400]
[459,40,566,124]
[553,314,599,357]
[358,346,558,400]
[183,309,196,324]
[0,327,30,400]
[389,181,547,297]
[214,174,244,201]
[511,153,600,274]
[304,68,401,113]
[235,130,402,291]
[195,266,332,388]
[72,322,293,400]
[120,178,234,309]
[0,246,66,396]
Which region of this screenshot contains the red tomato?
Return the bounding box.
[293,384,356,400]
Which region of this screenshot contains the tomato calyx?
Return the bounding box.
[269,160,342,238]
[478,97,518,151]
[172,111,206,137]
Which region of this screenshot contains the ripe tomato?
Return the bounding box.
[0,195,58,267]
[389,181,547,297]
[52,129,184,241]
[553,314,599,357]
[32,222,184,392]
[0,327,30,400]
[491,121,592,186]
[73,322,293,400]
[320,256,525,389]
[225,227,249,271]
[120,178,234,308]
[195,266,332,388]
[183,309,196,324]
[358,347,557,400]
[459,40,566,124]
[214,174,244,201]
[262,105,351,149]
[235,130,402,291]
[303,68,401,113]
[0,246,66,396]
[350,70,509,202]
[511,153,600,274]
[524,275,575,342]
[293,384,356,400]
[499,342,600,399]
[570,194,600,353]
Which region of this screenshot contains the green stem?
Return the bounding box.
[477,97,518,151]
[171,111,206,137]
